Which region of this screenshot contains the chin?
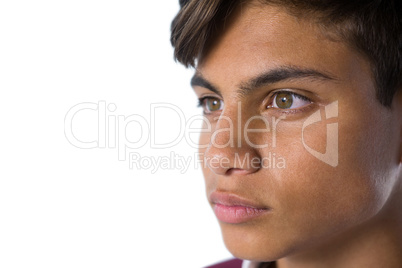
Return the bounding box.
[219,222,292,262]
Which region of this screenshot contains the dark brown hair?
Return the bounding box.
[171,0,402,107]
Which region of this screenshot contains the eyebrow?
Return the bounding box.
[191,66,338,96]
[191,74,222,97]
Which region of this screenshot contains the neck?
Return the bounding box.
[276,192,402,268]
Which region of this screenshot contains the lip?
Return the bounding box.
[210,191,271,224]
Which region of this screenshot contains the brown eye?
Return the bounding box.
[271,91,311,110]
[275,92,293,109]
[206,98,223,112]
[199,97,224,114]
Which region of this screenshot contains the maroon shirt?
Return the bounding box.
[205,258,243,268]
[205,259,274,268]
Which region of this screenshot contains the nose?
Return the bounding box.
[203,111,262,176]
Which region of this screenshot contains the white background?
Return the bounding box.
[0,1,232,267]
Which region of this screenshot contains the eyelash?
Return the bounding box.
[197,97,208,108]
[197,96,223,114]
[197,90,313,114]
[272,90,311,102]
[197,96,222,107]
[266,90,313,114]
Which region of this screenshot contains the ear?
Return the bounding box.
[393,89,402,190]
[396,90,402,164]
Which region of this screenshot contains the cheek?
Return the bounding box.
[199,131,213,184]
[268,105,395,242]
[199,131,210,153]
[274,155,379,231]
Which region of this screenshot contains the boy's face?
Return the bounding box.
[191,2,401,261]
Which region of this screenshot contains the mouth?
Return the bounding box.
[210,191,271,224]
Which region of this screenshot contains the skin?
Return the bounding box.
[191,2,402,268]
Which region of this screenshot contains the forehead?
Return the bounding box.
[196,2,370,91]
